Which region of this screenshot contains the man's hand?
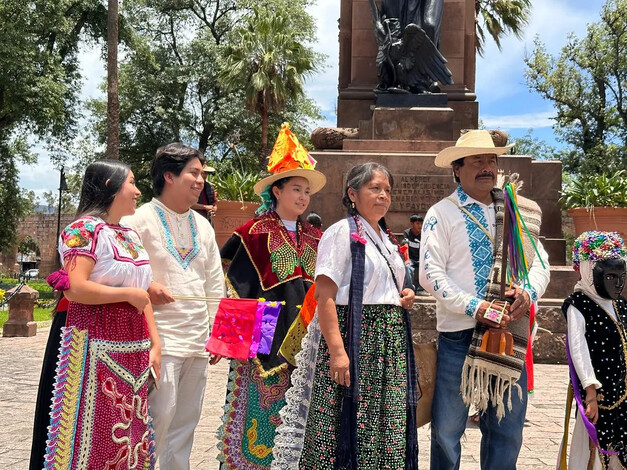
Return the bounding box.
[148,281,175,305]
[476,300,511,327]
[206,204,217,215]
[504,286,530,323]
[209,353,223,365]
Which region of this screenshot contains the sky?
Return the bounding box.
[18,0,608,200]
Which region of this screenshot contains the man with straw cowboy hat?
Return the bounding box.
[123,142,225,470]
[419,129,551,470]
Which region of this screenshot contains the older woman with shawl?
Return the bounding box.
[272,162,417,470]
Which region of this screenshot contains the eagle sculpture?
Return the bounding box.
[370,0,454,93]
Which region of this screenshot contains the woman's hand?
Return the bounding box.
[149,342,162,381]
[400,288,415,309]
[585,397,599,424]
[330,350,351,387]
[125,287,151,313]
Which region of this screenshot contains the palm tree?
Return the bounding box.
[476,0,532,56]
[218,6,317,167]
[106,0,119,160]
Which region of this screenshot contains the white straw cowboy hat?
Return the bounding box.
[202,164,216,173]
[434,130,514,168]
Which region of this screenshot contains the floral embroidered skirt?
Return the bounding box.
[44,302,155,470]
[217,358,292,469]
[300,304,409,470]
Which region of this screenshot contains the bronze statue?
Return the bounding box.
[370,0,453,93]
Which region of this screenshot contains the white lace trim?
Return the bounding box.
[271,314,322,470]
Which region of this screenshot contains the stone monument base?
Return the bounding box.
[374,92,448,108]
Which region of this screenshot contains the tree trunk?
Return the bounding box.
[259,106,269,169]
[106,0,120,160]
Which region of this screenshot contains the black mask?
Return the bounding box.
[592,259,627,300]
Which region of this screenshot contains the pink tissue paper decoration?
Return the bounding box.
[205,298,259,360]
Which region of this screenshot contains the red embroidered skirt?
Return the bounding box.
[44,302,155,470]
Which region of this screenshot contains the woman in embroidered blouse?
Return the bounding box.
[560,231,627,470]
[272,162,417,470]
[43,160,160,470]
[215,150,326,469]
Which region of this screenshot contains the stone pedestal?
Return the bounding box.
[368,107,455,141]
[2,284,39,337]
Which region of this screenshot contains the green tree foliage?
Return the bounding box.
[476,0,531,56]
[218,4,320,165]
[84,0,322,196]
[0,146,22,254]
[41,171,80,216]
[18,235,40,257]
[510,129,558,160]
[525,0,627,175]
[0,0,107,251]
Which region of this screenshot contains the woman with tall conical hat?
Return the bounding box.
[215,123,326,469]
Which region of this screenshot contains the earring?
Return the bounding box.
[351,201,356,210]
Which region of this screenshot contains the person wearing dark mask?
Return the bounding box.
[560,230,627,470]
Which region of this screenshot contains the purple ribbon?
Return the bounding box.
[565,336,618,455]
[248,301,265,358]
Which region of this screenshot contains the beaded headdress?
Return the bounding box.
[572,230,626,271]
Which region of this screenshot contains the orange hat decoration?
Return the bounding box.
[253,122,326,196]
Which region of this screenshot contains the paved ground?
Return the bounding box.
[0,325,574,469]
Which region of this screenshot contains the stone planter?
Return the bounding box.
[212,200,260,248]
[567,207,627,240]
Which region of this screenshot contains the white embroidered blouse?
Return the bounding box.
[59,216,152,290]
[315,216,405,306]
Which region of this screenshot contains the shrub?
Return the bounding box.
[559,170,627,210]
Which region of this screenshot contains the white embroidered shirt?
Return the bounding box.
[419,186,550,332]
[315,216,405,306]
[122,198,225,357]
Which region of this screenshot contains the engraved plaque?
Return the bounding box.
[390,174,454,213]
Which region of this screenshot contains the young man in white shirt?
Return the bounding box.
[419,130,551,470]
[123,143,225,470]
